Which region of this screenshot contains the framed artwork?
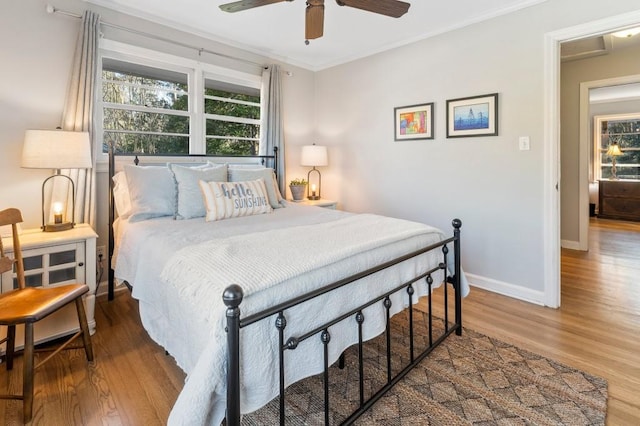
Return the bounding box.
[394,102,434,141]
[446,93,498,138]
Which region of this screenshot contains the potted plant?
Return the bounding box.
[289,178,308,201]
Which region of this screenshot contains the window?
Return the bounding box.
[99,43,262,157]
[594,113,640,180]
[204,78,261,156]
[102,59,190,155]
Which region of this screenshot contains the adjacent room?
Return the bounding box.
[1,0,640,424]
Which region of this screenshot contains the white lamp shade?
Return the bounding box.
[301,145,328,167]
[22,130,92,169]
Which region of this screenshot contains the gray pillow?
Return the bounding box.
[228,168,283,209]
[124,164,176,222]
[170,163,228,219]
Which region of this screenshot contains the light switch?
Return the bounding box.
[519,136,530,151]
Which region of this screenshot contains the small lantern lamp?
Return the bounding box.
[301,144,328,200]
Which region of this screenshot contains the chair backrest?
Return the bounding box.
[0,208,26,289]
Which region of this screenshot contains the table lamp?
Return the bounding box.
[301,144,328,200]
[21,129,92,231]
[606,142,623,180]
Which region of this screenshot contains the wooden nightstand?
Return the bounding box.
[291,199,338,209]
[598,180,640,221]
[0,224,97,351]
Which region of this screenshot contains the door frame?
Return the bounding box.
[544,10,640,308]
[578,75,640,251]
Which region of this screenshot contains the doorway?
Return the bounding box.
[544,10,640,308]
[577,76,640,251]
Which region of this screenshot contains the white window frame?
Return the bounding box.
[96,39,262,168]
[593,112,640,181]
[203,72,261,154]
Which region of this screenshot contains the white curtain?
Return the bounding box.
[260,65,286,194]
[60,10,100,227]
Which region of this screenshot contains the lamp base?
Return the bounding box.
[307,195,320,200]
[43,222,74,232]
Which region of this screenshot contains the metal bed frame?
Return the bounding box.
[224,219,462,425]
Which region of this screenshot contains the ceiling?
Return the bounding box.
[561,30,640,62]
[562,28,640,103]
[86,0,549,70]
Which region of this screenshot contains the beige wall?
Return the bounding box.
[561,43,640,243]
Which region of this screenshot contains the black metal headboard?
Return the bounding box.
[107,146,278,301]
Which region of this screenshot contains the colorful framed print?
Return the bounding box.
[446,93,498,138]
[394,102,434,141]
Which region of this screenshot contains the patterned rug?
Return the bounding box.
[242,311,607,425]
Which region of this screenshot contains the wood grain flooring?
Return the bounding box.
[436,217,640,425]
[0,217,638,425]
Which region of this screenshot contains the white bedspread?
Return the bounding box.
[162,214,439,318]
[113,204,468,425]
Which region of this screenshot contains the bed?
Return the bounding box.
[108,152,468,425]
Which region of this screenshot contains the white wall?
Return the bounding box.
[314,0,640,303]
[0,0,316,258]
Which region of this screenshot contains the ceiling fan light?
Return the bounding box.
[612,27,640,38]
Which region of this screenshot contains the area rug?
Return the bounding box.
[242,311,607,425]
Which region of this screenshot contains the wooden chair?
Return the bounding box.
[0,208,94,422]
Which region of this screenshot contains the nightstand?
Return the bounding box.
[0,224,97,351]
[292,199,338,209]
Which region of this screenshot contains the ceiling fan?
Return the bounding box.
[219,0,411,41]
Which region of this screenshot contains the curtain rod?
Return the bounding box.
[46,4,271,70]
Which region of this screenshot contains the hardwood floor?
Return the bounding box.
[0,290,185,425]
[443,217,640,425]
[1,217,639,424]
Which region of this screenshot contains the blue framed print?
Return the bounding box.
[446,93,498,138]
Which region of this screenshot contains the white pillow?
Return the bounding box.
[199,178,273,221]
[112,171,132,219]
[228,167,283,209]
[170,163,228,219]
[124,164,176,222]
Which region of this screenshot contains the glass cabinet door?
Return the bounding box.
[48,249,77,284]
[21,254,44,288]
[1,242,85,291]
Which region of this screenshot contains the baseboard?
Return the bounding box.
[560,239,582,250]
[466,273,546,306]
[95,280,129,298]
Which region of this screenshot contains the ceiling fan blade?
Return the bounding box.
[336,0,410,18]
[305,0,324,40]
[220,0,290,13]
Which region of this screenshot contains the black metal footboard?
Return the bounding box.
[223,219,462,425]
